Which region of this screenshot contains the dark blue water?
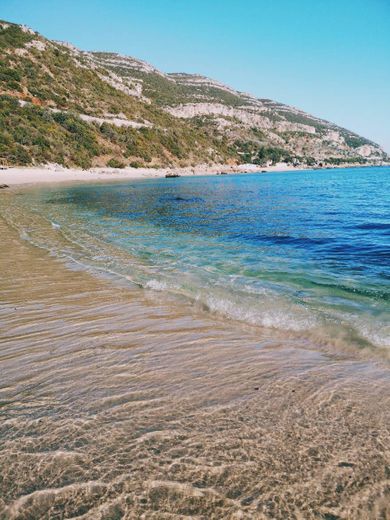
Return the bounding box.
[3,166,390,350]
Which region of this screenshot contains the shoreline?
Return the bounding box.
[1,168,388,361]
[1,162,388,187]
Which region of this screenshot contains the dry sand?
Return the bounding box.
[0,163,314,187]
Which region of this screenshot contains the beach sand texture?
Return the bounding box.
[0,163,355,187]
[1,209,389,519]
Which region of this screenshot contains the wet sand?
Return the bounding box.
[0,215,389,519]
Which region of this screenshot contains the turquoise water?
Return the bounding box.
[3,166,390,350]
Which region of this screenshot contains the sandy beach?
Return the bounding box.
[0,163,297,186]
[1,162,378,187]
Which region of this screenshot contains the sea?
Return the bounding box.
[1,166,389,354]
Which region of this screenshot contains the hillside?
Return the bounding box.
[0,20,387,169]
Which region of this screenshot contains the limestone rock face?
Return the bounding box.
[88,51,387,165]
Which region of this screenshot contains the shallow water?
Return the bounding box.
[1,166,389,352]
[1,167,390,519]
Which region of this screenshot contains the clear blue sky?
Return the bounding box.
[2,0,390,152]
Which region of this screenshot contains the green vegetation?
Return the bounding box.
[304,157,316,166]
[0,20,385,168]
[92,55,250,108]
[0,22,34,49]
[253,146,292,166]
[0,96,100,168]
[0,25,241,168]
[107,158,125,168]
[0,95,238,168]
[232,140,259,163]
[250,127,266,140]
[342,134,371,149]
[277,110,327,133]
[0,60,22,90]
[325,156,368,165]
[129,161,142,168]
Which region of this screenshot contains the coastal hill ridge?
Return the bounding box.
[0,20,388,169]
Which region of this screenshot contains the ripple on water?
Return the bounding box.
[0,170,390,518]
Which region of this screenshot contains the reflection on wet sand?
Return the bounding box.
[1,217,389,519]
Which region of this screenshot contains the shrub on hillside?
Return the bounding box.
[129,161,142,168]
[107,158,125,168]
[253,146,292,165]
